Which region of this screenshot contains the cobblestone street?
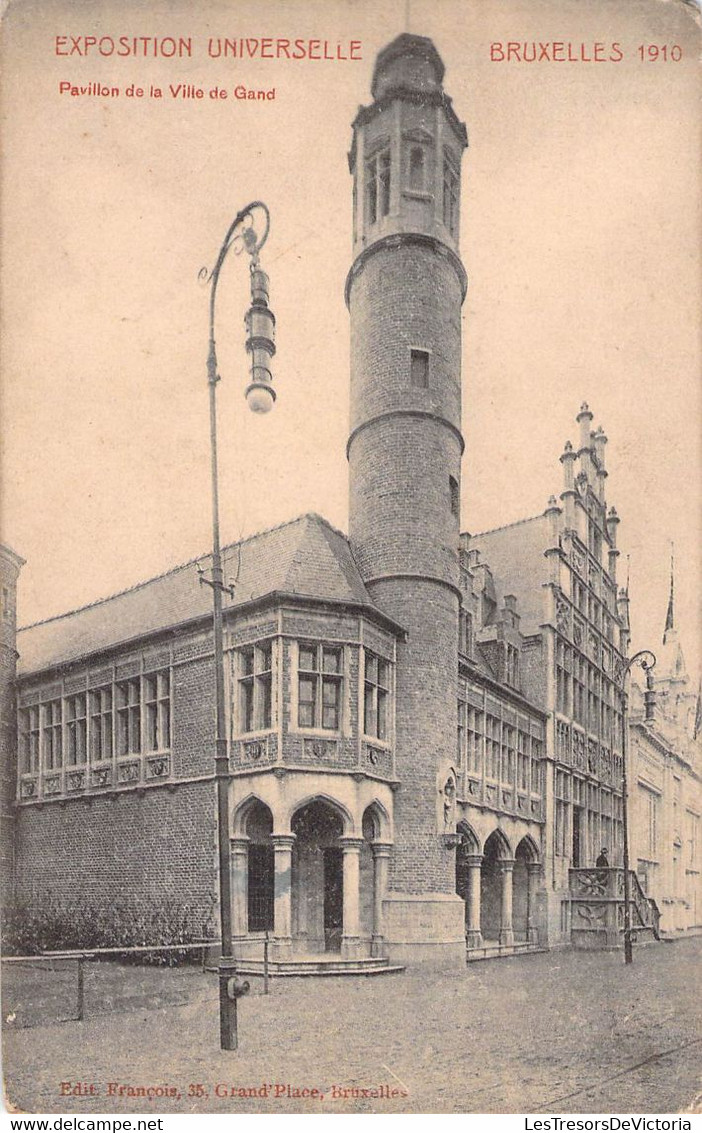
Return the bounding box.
[3,938,701,1115]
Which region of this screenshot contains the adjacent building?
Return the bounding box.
[629,579,701,937]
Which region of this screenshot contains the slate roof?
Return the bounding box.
[17,514,390,677]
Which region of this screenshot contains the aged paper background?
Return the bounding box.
[1,0,700,1117]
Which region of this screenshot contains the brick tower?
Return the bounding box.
[346,35,468,964]
[0,544,24,903]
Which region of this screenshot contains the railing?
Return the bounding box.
[568,868,660,948]
[2,941,218,1028]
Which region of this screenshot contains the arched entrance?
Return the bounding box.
[244,800,274,933]
[362,803,392,958]
[291,800,346,954]
[481,830,514,945]
[455,822,483,948]
[514,836,540,943]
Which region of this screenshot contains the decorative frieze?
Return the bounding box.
[146,754,170,780]
[555,592,571,636]
[303,737,338,762]
[573,616,585,649]
[44,774,62,796]
[571,545,587,577]
[20,777,37,799]
[91,764,112,788]
[365,743,393,778]
[66,769,86,792]
[118,760,141,784]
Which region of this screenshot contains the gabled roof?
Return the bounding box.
[17,514,392,677]
[468,514,550,637]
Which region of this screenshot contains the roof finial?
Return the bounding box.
[664,541,675,642]
[625,553,630,596]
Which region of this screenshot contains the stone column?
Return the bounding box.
[229,836,249,947]
[340,837,364,959]
[498,859,515,946]
[526,861,542,944]
[466,853,483,948]
[371,842,392,958]
[271,834,295,959]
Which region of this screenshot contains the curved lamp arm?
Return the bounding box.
[201,200,271,382]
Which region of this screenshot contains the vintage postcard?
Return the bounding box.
[1,0,700,1119]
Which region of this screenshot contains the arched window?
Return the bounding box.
[409,145,425,191]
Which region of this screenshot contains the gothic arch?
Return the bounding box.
[515,835,540,863]
[456,820,481,855]
[362,800,391,843]
[232,793,273,837]
[286,792,355,836]
[483,827,513,860]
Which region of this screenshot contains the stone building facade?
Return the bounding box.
[629,585,702,937]
[468,405,631,946]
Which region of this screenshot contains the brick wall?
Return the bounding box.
[348,233,463,898]
[371,578,459,894]
[14,779,216,926]
[0,547,22,903]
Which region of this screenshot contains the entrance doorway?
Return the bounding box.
[291,800,345,953]
[323,847,343,952]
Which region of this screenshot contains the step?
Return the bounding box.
[466,942,546,962]
[231,956,405,978]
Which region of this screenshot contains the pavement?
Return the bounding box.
[2,937,701,1115]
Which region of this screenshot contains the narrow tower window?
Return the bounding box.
[366,147,391,225]
[408,145,425,191]
[443,149,460,236]
[410,348,429,388]
[449,475,460,517]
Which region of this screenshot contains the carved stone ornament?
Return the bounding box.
[556,593,571,635]
[91,767,111,787]
[575,903,607,927]
[20,778,37,798]
[118,761,141,783]
[303,738,337,762]
[572,545,587,576]
[146,756,169,779]
[67,770,85,791]
[244,740,264,761]
[442,774,456,827]
[575,870,607,897]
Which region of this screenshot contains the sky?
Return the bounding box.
[1,0,700,680]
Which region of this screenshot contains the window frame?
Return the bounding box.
[365,145,391,226]
[363,650,390,742]
[296,642,344,732]
[236,641,274,735]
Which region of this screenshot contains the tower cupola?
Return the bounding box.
[348,33,468,263]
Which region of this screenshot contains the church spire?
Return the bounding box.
[663,543,674,642]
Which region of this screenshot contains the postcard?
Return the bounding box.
[1,0,700,1118]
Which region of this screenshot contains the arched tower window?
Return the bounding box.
[443,148,460,236]
[366,146,391,225]
[449,475,459,518]
[408,145,425,191]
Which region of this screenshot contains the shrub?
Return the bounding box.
[1,897,215,965]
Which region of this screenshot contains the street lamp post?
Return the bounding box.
[199,202,275,1049]
[618,648,656,965]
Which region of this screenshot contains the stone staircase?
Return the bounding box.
[568,867,661,949]
[466,941,546,963]
[234,953,405,978]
